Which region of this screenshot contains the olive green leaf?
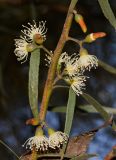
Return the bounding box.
[82,93,116,131]
[29,49,40,118]
[98,0,116,29]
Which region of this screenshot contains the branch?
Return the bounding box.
[68,36,82,46]
[39,0,78,121]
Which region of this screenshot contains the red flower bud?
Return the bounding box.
[74,13,87,33]
[26,118,39,126]
[92,32,106,39]
[84,32,106,43]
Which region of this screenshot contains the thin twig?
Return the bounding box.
[53,76,62,86]
[68,36,82,46]
[40,45,53,57]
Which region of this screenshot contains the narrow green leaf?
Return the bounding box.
[82,93,116,131]
[29,49,40,118]
[79,105,116,114]
[51,104,116,114]
[64,87,76,135]
[60,88,76,160]
[51,106,66,113]
[71,154,97,160]
[99,60,116,75]
[98,0,116,29]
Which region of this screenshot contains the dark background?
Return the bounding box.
[0,0,116,159]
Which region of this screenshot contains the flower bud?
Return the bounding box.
[79,48,88,56]
[35,127,44,136]
[84,32,106,43]
[48,128,55,136]
[34,33,44,45]
[26,118,39,126]
[74,13,87,33]
[26,43,35,52]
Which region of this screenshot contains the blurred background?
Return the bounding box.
[0,0,116,159]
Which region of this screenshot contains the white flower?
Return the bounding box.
[58,52,69,64]
[22,135,49,152]
[21,21,47,43]
[14,36,29,63]
[44,51,53,67]
[65,75,87,96]
[77,54,98,71]
[49,131,68,149]
[58,52,79,77]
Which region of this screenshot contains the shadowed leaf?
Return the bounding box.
[51,105,116,115]
[71,154,97,160]
[98,0,116,29]
[65,131,96,157]
[66,117,113,157]
[78,105,116,114]
[98,60,116,75]
[82,93,116,131]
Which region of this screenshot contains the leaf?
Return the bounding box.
[64,87,76,135]
[66,118,112,158]
[66,131,96,157]
[60,88,76,159]
[98,60,116,75]
[51,105,116,115]
[51,106,67,113]
[82,93,116,131]
[71,154,97,160]
[78,105,116,114]
[29,49,40,118]
[98,0,116,29]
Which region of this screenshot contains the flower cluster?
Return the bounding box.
[57,48,98,96]
[14,21,47,63]
[48,131,68,149]
[22,135,49,151]
[23,130,68,152]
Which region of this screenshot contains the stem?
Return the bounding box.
[68,36,82,46]
[39,0,78,121]
[31,150,37,160]
[53,76,62,86]
[40,45,52,57]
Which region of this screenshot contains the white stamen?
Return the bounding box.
[58,52,79,77]
[14,36,28,63]
[23,135,49,152]
[77,54,98,71]
[49,131,68,149]
[21,20,47,43]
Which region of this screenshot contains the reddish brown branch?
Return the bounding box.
[39,0,78,121]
